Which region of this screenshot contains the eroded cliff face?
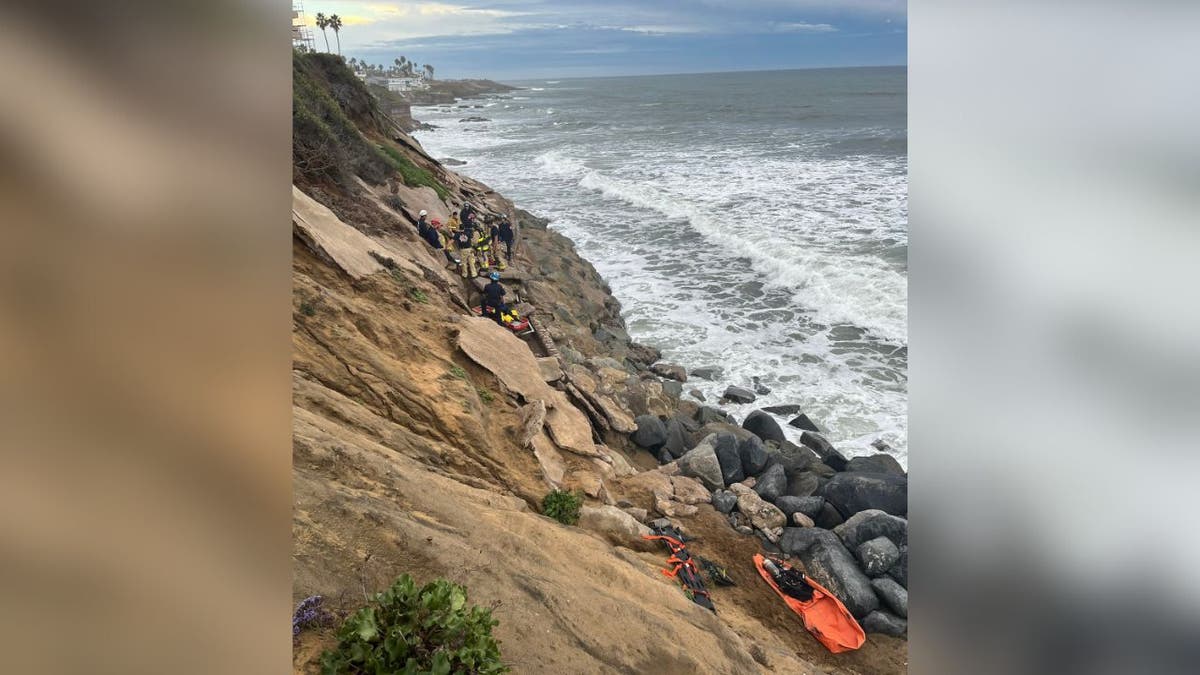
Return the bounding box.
[291,52,906,674]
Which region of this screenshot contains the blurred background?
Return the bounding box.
[1,0,1197,672]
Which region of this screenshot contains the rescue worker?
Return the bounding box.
[472,215,494,271]
[481,271,508,326]
[497,218,515,269]
[421,217,443,249]
[455,219,477,278]
[416,209,429,237]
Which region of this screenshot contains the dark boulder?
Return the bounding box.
[888,546,908,588]
[753,463,787,503]
[785,472,821,498]
[773,495,821,520]
[800,431,848,471]
[690,366,723,380]
[806,460,836,479]
[711,490,737,514]
[761,404,802,416]
[712,433,744,485]
[856,536,901,577]
[862,611,907,637]
[697,405,734,426]
[722,386,757,404]
[834,509,909,550]
[738,435,769,477]
[631,415,668,450]
[814,501,845,529]
[687,388,706,402]
[788,414,821,432]
[775,496,825,520]
[845,453,906,476]
[780,529,878,619]
[661,379,683,399]
[821,472,908,518]
[674,413,700,434]
[742,410,786,444]
[871,577,908,618]
[661,418,689,459]
[656,448,673,464]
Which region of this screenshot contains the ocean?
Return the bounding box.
[413,66,908,465]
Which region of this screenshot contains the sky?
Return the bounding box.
[300,1,907,80]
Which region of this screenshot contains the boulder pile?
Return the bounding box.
[631,403,909,636]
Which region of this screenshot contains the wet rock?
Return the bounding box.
[677,439,723,491]
[661,418,689,459]
[690,366,723,380]
[781,529,878,618]
[722,386,757,404]
[888,546,908,588]
[761,404,802,416]
[670,475,712,505]
[792,513,815,527]
[712,433,744,485]
[631,415,667,450]
[821,472,908,517]
[834,509,909,550]
[862,611,906,637]
[814,501,845,529]
[775,495,824,520]
[735,490,787,532]
[687,388,706,402]
[845,453,906,476]
[742,410,786,444]
[738,435,769,477]
[785,472,821,498]
[800,431,848,471]
[871,577,908,618]
[661,380,683,399]
[751,376,771,395]
[459,116,492,122]
[711,490,737,514]
[788,414,821,432]
[856,536,901,577]
[753,463,787,503]
[697,405,734,426]
[806,461,836,479]
[650,362,687,382]
[440,157,467,166]
[656,448,673,464]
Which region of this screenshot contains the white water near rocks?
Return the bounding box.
[415,67,907,466]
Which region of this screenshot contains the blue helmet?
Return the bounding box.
[489,271,501,281]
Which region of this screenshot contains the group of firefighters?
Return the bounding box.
[416,202,514,278]
[415,202,519,326]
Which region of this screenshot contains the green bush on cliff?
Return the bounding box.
[541,489,583,526]
[377,143,450,200]
[320,575,508,675]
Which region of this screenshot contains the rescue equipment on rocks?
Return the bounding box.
[753,553,865,653]
[642,524,715,612]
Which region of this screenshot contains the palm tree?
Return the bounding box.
[314,13,330,52]
[424,64,434,81]
[329,15,343,55]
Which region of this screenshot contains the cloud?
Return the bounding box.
[774,21,837,33]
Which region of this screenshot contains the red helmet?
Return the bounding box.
[431,219,442,227]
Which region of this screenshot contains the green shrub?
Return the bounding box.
[541,490,583,526]
[448,365,467,380]
[476,388,494,404]
[376,143,450,200]
[409,288,429,304]
[299,300,318,317]
[320,575,508,675]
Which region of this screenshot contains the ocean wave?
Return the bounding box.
[534,150,908,343]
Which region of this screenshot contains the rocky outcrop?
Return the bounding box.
[737,435,769,476]
[752,463,787,503]
[799,431,848,471]
[742,410,786,444]
[712,433,744,485]
[834,509,908,551]
[871,578,908,618]
[788,413,821,432]
[722,385,757,404]
[821,472,908,518]
[856,537,901,576]
[650,362,687,382]
[689,366,723,380]
[631,414,667,450]
[845,453,906,476]
[677,442,723,491]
